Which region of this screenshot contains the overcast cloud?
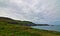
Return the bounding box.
[0,0,60,25]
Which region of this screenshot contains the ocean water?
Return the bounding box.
[31,25,60,32]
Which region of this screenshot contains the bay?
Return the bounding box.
[31,25,60,32]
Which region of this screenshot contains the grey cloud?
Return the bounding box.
[0,0,59,24]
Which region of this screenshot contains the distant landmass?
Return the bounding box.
[0,17,49,26]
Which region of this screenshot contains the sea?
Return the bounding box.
[31,25,60,32]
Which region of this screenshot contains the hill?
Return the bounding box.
[0,17,35,26]
[0,17,49,26]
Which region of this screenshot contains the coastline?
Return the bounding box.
[0,17,60,36]
[0,23,60,36]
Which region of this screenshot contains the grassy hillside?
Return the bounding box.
[0,17,60,36]
[0,17,34,25]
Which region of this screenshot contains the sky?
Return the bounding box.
[0,0,60,25]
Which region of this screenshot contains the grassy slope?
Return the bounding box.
[0,22,60,36]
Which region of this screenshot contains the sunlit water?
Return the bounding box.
[31,25,60,32]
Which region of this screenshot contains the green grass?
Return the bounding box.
[0,22,60,36]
